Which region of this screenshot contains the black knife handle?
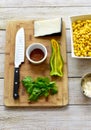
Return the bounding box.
[13,67,19,99]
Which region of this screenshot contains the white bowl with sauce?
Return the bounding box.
[81,73,91,98]
[26,43,47,64]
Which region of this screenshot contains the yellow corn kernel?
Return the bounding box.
[88,52,91,56]
[72,19,91,57]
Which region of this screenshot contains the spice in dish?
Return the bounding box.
[30,48,44,61]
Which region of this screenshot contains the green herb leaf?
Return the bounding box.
[22,76,58,102]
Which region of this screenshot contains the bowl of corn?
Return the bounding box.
[70,14,91,58]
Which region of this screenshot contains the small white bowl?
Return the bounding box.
[69,14,91,59]
[81,73,91,98]
[26,43,47,64]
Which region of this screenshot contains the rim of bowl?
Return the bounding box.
[81,73,91,98]
[26,43,47,64]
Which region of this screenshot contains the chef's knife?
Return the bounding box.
[13,27,25,99]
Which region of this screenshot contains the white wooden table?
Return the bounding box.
[1,0,91,129]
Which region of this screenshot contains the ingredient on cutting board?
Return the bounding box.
[72,20,91,57]
[26,43,47,64]
[81,73,91,98]
[50,39,64,77]
[34,18,62,37]
[22,76,58,102]
[30,48,44,61]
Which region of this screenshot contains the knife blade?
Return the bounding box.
[13,27,25,99]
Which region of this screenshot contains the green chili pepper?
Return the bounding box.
[50,39,64,77]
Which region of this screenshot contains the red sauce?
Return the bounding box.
[30,48,44,61]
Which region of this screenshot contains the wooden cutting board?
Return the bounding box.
[4,20,68,107]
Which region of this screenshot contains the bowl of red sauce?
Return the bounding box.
[26,43,47,64]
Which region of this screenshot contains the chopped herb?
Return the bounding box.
[22,76,58,102]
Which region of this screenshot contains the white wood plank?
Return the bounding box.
[1,120,91,130]
[0,79,4,106]
[0,31,6,53]
[0,106,91,130]
[66,30,71,52]
[0,54,4,77]
[0,7,91,29]
[67,53,91,77]
[0,0,91,7]
[69,78,91,104]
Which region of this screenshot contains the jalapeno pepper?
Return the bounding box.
[50,39,64,77]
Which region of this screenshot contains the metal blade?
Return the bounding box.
[15,27,25,67]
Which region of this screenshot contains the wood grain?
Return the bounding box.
[0,0,91,7]
[4,20,68,107]
[0,7,91,29]
[1,53,91,79]
[0,105,91,130]
[0,31,6,53]
[1,0,91,129]
[0,54,4,78]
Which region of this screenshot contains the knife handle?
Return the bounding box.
[13,67,19,99]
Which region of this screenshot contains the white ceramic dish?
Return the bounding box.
[69,14,91,59]
[26,43,47,64]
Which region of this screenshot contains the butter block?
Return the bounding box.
[34,18,62,37]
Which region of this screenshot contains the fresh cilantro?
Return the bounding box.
[22,76,58,102]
